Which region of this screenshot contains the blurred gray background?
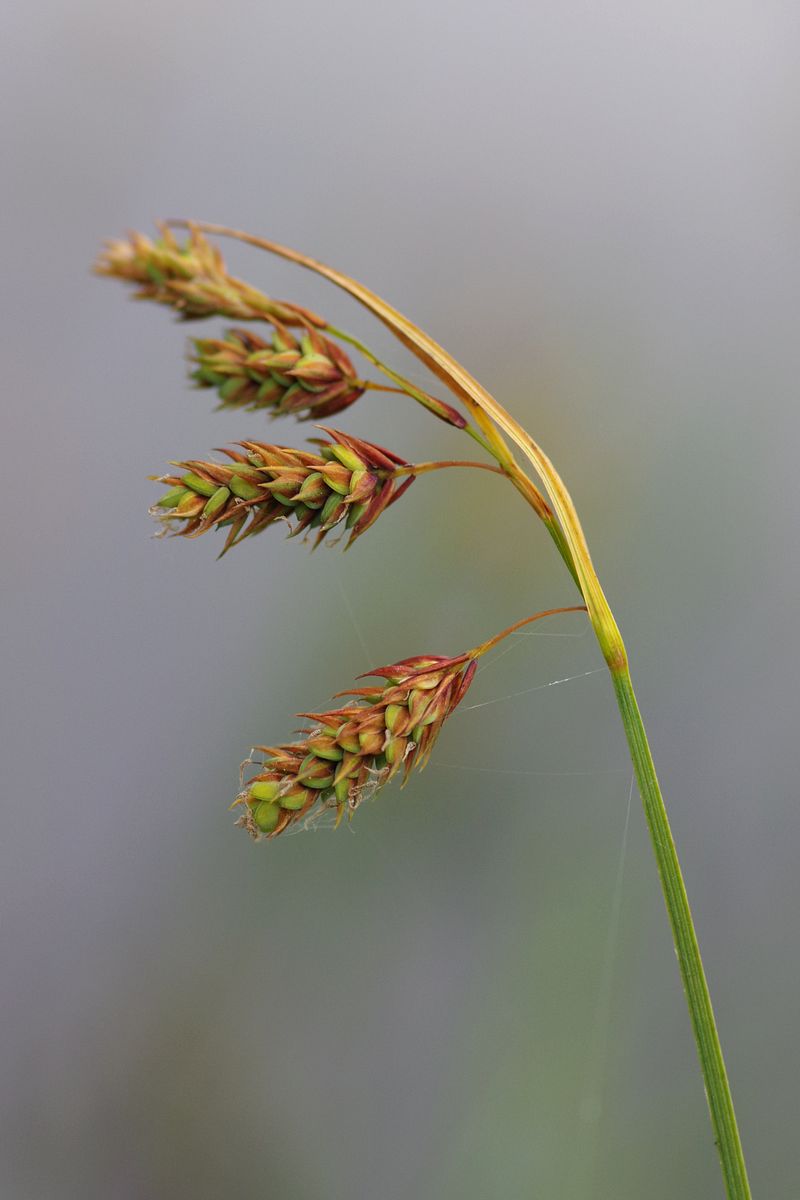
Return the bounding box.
[2,1,798,1196]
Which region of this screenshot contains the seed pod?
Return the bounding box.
[156,485,188,509]
[227,475,261,501]
[203,486,231,519]
[253,801,282,833]
[181,472,217,498]
[249,780,281,803]
[295,472,329,508]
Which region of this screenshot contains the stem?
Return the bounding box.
[469,605,587,658]
[502,462,582,590]
[361,380,428,397]
[361,382,408,393]
[329,324,540,480]
[361,383,504,456]
[323,319,508,458]
[338,328,508,459]
[611,665,752,1200]
[544,516,582,592]
[328,323,476,432]
[363,381,509,461]
[343,325,577,550]
[392,459,506,478]
[392,458,581,589]
[363,381,499,458]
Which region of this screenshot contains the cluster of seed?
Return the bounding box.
[152,429,414,554]
[96,224,469,431]
[94,225,318,327]
[191,326,364,420]
[236,653,478,838]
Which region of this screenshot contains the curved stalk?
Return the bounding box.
[612,667,751,1199]
[172,218,752,1198]
[468,605,587,658]
[390,458,580,588]
[330,324,526,468]
[502,461,582,590]
[391,459,506,478]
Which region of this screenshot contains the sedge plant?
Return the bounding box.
[96,221,751,1198]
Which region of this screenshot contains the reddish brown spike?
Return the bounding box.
[235,642,481,839]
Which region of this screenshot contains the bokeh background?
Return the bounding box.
[2,2,798,1196]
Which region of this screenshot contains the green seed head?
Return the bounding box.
[235,647,480,840]
[152,431,414,553]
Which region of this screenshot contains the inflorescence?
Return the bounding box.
[151,428,414,554]
[97,222,585,842]
[236,650,479,839]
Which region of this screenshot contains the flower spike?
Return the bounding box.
[235,607,586,839]
[94,223,320,327]
[97,223,471,430]
[151,429,414,553]
[191,326,365,420]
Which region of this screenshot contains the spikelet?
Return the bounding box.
[233,606,585,839]
[151,428,414,553]
[191,326,364,420]
[94,224,319,326]
[96,224,469,429]
[235,652,479,839]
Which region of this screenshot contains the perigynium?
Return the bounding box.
[96,220,753,1200]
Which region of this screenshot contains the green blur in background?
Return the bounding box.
[2,2,798,1197]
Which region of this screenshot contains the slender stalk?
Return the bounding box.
[468,605,587,658]
[331,328,579,577]
[329,323,514,464]
[390,458,581,589]
[361,381,420,396]
[329,323,495,445]
[375,371,581,586]
[611,665,752,1199]
[363,383,510,455]
[391,459,505,478]
[501,461,582,590]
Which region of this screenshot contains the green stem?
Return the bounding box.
[498,462,582,589]
[328,324,475,431]
[330,324,510,457]
[391,459,506,478]
[542,514,582,591]
[334,326,573,539]
[611,664,752,1200]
